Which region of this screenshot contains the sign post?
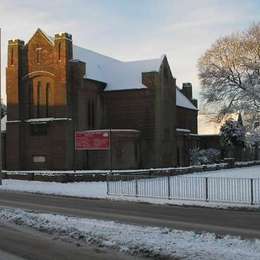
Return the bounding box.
[109,128,112,173]
[0,28,2,185]
[75,130,111,170]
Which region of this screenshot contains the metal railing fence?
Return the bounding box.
[107,174,260,205]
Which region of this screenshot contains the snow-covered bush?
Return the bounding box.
[190,148,221,165]
[245,125,260,146]
[220,119,245,148]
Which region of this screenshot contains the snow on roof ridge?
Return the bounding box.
[73,45,123,63]
[124,55,163,64]
[73,44,163,65]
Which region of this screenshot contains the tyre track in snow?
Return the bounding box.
[0,190,259,239]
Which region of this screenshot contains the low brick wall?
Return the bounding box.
[2,160,260,183]
[3,171,108,183]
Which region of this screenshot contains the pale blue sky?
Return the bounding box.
[0,0,259,103]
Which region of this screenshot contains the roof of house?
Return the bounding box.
[72,45,197,111]
[176,88,197,110]
[72,45,163,91]
[38,29,197,111]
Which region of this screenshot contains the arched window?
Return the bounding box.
[37,82,41,117]
[88,100,92,128]
[46,83,50,117]
[37,49,40,63]
[87,99,95,129]
[36,45,41,64]
[10,48,14,65]
[91,100,95,128]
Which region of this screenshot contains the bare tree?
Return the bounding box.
[198,23,260,123]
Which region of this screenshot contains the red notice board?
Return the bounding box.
[75,130,110,150]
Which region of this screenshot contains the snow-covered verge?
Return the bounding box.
[191,165,260,178]
[1,166,260,209]
[107,166,260,206]
[0,179,107,198]
[0,179,259,209]
[0,207,259,260]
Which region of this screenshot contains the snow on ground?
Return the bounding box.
[0,179,259,209]
[191,165,260,178]
[0,180,107,198]
[0,207,259,260]
[107,166,260,206]
[1,166,260,209]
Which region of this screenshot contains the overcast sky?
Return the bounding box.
[0,0,259,103]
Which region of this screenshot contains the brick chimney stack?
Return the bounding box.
[181,82,198,108]
[181,83,192,100]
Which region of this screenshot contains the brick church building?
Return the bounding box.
[5,29,198,170]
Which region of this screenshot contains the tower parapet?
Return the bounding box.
[8,39,25,46]
[54,32,72,41]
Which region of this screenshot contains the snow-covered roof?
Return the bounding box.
[73,45,163,91]
[1,115,6,132]
[25,118,72,123]
[73,45,198,110]
[176,89,197,110]
[176,128,191,133]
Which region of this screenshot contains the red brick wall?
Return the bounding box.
[103,89,155,168]
[103,57,178,168]
[6,30,74,170]
[104,89,154,137]
[86,130,141,170]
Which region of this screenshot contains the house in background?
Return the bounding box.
[198,112,243,136]
[198,112,243,151]
[4,29,198,170]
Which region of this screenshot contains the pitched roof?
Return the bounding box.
[72,45,163,91]
[26,28,54,46]
[72,45,197,110]
[176,88,197,110]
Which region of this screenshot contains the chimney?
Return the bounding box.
[181,83,193,100]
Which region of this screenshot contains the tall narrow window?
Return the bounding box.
[36,47,41,64]
[36,50,39,63]
[37,82,41,118]
[28,84,33,118]
[10,48,14,65]
[91,100,95,128]
[88,100,92,129]
[58,42,61,60]
[46,83,50,117]
[87,99,95,129]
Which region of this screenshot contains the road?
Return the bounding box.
[0,190,259,240]
[0,222,145,260]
